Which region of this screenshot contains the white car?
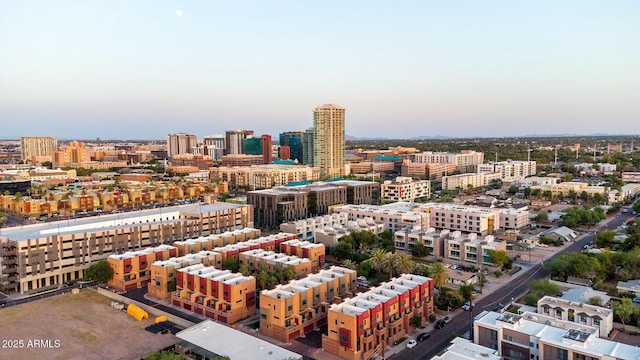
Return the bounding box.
[406,339,417,349]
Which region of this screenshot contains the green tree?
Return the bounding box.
[144,350,187,360]
[0,214,7,228]
[588,296,603,306]
[225,257,239,272]
[393,253,415,275]
[369,248,388,275]
[410,314,423,328]
[613,298,635,330]
[535,212,549,222]
[526,279,560,304]
[341,259,357,270]
[333,241,354,260]
[507,185,519,194]
[458,283,475,303]
[256,268,269,289]
[595,230,616,249]
[430,262,449,290]
[487,250,510,268]
[239,265,251,276]
[84,260,114,283]
[410,242,430,257]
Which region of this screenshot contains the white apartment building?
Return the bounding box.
[537,295,613,338]
[516,176,558,189]
[477,160,536,181]
[279,213,350,241]
[332,204,429,233]
[498,208,530,230]
[474,311,638,360]
[380,176,431,202]
[622,172,640,183]
[413,203,500,235]
[314,218,385,246]
[446,233,506,266]
[442,172,502,191]
[531,182,609,197]
[410,150,484,172]
[393,227,450,256]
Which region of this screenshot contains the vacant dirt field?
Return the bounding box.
[0,290,174,360]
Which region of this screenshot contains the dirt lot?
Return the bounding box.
[0,290,175,360]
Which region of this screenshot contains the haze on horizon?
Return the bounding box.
[1,1,638,140]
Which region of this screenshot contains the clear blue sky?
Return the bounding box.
[1,1,638,140]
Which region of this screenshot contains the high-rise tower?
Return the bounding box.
[312,104,345,178]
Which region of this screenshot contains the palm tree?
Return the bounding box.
[256,268,269,289]
[369,248,388,274]
[393,254,415,275]
[341,259,357,270]
[381,253,396,278]
[430,262,449,290]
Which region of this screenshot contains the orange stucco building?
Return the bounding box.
[147,250,222,299]
[279,239,326,272]
[107,244,178,291]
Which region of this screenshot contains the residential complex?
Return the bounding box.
[314,218,385,247]
[322,273,435,360]
[107,244,178,291]
[312,104,346,178]
[210,164,320,190]
[537,295,613,338]
[221,154,264,167]
[260,266,358,342]
[332,204,428,233]
[442,172,502,191]
[380,176,431,202]
[280,213,350,241]
[410,150,484,173]
[172,228,262,255]
[0,202,253,293]
[474,311,639,360]
[477,160,537,181]
[172,264,256,324]
[148,250,222,299]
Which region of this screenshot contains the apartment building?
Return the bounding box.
[332,204,428,233]
[380,176,431,202]
[260,266,358,342]
[400,161,457,182]
[314,219,385,247]
[21,136,58,164]
[327,180,380,205]
[172,264,256,324]
[209,164,320,190]
[167,133,197,158]
[477,160,537,181]
[52,141,91,167]
[442,172,502,191]
[498,208,530,231]
[322,274,435,360]
[474,311,639,360]
[621,172,640,183]
[413,203,500,235]
[0,202,253,294]
[392,228,446,256]
[530,181,609,197]
[433,338,500,360]
[279,239,326,272]
[170,154,214,170]
[221,154,264,167]
[280,213,350,241]
[516,176,558,189]
[312,104,346,178]
[212,233,299,265]
[537,296,613,338]
[172,228,262,255]
[410,150,484,173]
[107,244,178,291]
[238,250,312,279]
[148,250,222,299]
[446,233,506,266]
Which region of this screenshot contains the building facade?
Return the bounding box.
[477,160,537,181]
[148,250,222,299]
[380,176,431,202]
[279,131,303,163]
[21,136,59,164]
[332,204,428,233]
[410,150,484,173]
[167,133,197,158]
[210,165,320,190]
[313,104,345,178]
[107,244,178,291]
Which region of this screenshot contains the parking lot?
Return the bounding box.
[0,289,174,360]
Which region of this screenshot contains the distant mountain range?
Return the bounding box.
[346,135,451,141]
[345,133,637,141]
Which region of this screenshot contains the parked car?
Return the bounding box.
[633,298,640,304]
[435,319,447,329]
[417,332,430,342]
[406,339,417,349]
[462,302,471,311]
[443,316,452,323]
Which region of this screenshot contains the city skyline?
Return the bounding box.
[2,1,638,140]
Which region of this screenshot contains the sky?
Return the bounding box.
[1,1,639,140]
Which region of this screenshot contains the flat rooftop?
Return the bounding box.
[0,202,248,242]
[176,319,302,360]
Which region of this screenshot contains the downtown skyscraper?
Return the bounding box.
[312,104,345,178]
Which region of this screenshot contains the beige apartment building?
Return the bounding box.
[313,104,346,178]
[0,202,253,294]
[400,160,457,182]
[332,204,429,233]
[314,218,385,247]
[410,150,484,173]
[21,136,58,165]
[537,295,613,338]
[172,228,262,255]
[531,181,609,197]
[210,164,321,190]
[477,160,537,181]
[260,266,357,342]
[148,250,223,299]
[280,213,350,241]
[413,203,501,235]
[442,172,502,191]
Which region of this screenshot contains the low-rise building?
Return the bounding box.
[332,204,428,233]
[432,337,500,360]
[537,295,613,338]
[107,244,178,291]
[260,266,358,342]
[280,213,349,241]
[474,311,639,360]
[172,228,262,255]
[279,239,326,272]
[442,172,502,191]
[238,249,312,279]
[148,250,222,299]
[322,274,435,360]
[477,160,536,181]
[210,164,321,190]
[314,218,385,247]
[616,279,640,296]
[413,202,501,235]
[172,264,256,324]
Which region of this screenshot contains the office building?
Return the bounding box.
[261,134,272,164]
[322,273,435,360]
[167,133,198,158]
[302,128,314,165]
[226,130,254,155]
[260,266,358,342]
[279,131,303,163]
[20,136,58,164]
[313,104,345,178]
